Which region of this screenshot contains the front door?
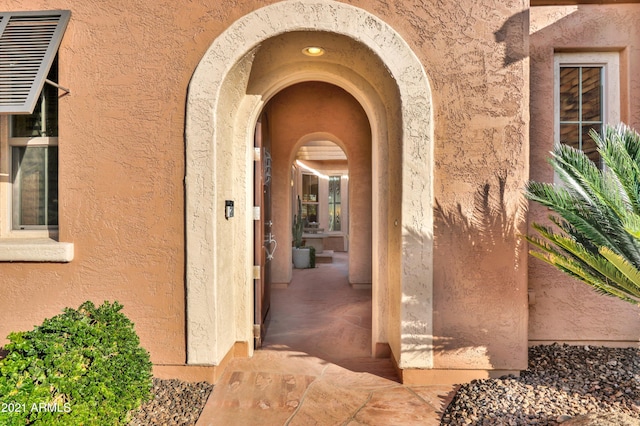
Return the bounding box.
[253,116,273,348]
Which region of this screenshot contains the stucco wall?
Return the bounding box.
[0,0,268,365]
[322,0,531,372]
[0,0,532,376]
[529,5,640,345]
[419,3,530,370]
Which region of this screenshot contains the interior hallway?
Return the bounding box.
[196,253,456,425]
[264,252,398,380]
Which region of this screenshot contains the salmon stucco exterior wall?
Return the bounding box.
[0,0,635,386]
[184,0,435,371]
[0,0,273,370]
[529,5,640,346]
[427,4,530,373]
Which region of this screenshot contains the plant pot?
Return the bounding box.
[292,247,311,269]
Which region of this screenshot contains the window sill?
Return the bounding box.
[0,238,74,262]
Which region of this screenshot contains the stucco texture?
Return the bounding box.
[0,0,533,376]
[529,5,640,345]
[0,0,262,365]
[185,0,434,369]
[420,2,530,369]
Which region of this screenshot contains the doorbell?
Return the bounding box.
[225,200,234,219]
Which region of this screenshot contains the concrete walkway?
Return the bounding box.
[197,253,456,425]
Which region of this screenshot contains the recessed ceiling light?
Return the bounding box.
[302,46,325,57]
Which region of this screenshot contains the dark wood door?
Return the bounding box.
[253,116,273,348]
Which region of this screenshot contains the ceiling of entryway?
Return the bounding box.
[296,140,347,161]
[246,30,397,105]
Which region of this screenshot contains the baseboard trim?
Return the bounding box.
[153,341,249,384]
[390,350,519,385]
[399,368,521,385]
[349,282,372,290]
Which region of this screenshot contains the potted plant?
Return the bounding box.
[292,196,311,268]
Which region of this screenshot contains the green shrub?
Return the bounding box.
[0,301,153,425]
[309,245,316,268]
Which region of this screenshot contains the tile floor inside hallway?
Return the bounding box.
[196,252,456,425]
[265,252,398,380]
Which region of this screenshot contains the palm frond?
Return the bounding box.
[525,123,640,306]
[598,247,640,299]
[552,143,640,264]
[528,244,639,304]
[595,125,640,213]
[527,182,633,260]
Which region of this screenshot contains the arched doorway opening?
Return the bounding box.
[185,1,434,374]
[293,138,349,258]
[255,82,371,355]
[261,132,378,366]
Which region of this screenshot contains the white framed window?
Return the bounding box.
[2,59,58,236]
[554,52,620,172]
[0,10,72,261]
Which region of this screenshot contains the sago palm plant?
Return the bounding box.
[525,123,640,306]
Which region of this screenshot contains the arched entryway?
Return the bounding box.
[185,0,434,373]
[257,82,371,357]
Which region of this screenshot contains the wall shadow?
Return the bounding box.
[494,9,530,67]
[431,171,528,371]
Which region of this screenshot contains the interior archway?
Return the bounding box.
[185,0,434,371]
[293,137,350,256]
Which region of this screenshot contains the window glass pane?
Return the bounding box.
[301,204,317,223]
[11,57,58,137]
[581,67,602,122]
[12,95,45,137]
[47,147,59,225]
[302,174,318,202]
[559,67,579,121]
[328,176,341,231]
[558,64,603,169]
[330,204,341,232]
[559,123,579,150]
[12,146,58,228]
[330,176,341,203]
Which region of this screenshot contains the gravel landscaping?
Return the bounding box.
[128,378,213,426]
[442,344,640,425]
